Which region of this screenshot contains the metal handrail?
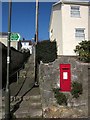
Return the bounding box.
[9,64,24,77]
[9,55,31,78]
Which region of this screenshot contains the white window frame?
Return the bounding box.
[75,28,85,40]
[71,6,80,17]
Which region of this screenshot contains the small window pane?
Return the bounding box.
[75,28,85,39]
[71,6,80,17]
[71,6,79,10]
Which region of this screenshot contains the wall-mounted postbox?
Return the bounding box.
[60,64,71,92]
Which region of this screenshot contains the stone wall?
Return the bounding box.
[39,56,90,117]
[88,67,90,117]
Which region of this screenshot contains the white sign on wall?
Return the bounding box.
[63,72,68,79]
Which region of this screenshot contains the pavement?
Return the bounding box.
[0,54,43,119]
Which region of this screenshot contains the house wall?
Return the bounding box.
[49,4,63,55]
[88,6,90,40]
[62,4,89,56]
[0,38,7,46]
[50,3,89,56]
[21,42,33,54]
[0,38,18,50]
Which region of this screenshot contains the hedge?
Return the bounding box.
[74,40,90,63]
[36,40,57,63]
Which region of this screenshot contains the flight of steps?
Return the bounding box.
[0,96,21,119]
[0,97,5,119]
[14,88,43,118]
[0,52,43,119]
[0,89,42,119]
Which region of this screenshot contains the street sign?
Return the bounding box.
[10,33,20,41]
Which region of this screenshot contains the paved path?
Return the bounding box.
[10,54,35,97]
[0,54,43,119]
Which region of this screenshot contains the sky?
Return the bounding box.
[1,0,90,41]
[2,2,56,41]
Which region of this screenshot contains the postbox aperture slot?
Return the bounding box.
[62,68,69,70]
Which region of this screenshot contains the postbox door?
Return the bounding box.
[60,64,71,92]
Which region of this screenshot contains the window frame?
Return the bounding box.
[70,6,80,17]
[75,28,85,40]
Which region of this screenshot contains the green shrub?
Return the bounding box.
[36,40,57,63]
[71,81,83,98]
[74,40,90,63]
[53,88,67,105]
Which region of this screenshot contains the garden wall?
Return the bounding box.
[39,56,90,117]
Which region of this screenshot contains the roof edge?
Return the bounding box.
[53,0,90,6]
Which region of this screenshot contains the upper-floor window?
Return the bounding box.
[71,6,80,17]
[75,28,85,40]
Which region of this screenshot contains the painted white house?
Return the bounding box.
[49,0,90,56]
[0,32,20,50]
[21,40,33,54]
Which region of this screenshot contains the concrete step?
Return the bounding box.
[14,108,42,118]
[19,70,27,77]
[1,53,42,118]
[0,101,5,119]
[23,95,41,101]
[0,98,42,118]
[21,95,42,107]
[25,88,41,96]
[0,111,5,119]
[26,71,34,77]
[0,104,5,109]
[14,94,42,118]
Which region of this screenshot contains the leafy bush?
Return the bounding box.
[74,40,90,63]
[71,81,83,98]
[36,40,57,63]
[53,88,67,105]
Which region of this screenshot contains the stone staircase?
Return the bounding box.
[0,53,43,119]
[14,88,42,118]
[0,97,5,119]
[13,53,43,118]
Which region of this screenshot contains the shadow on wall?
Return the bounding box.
[0,42,30,89]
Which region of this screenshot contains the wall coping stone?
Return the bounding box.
[40,56,90,67]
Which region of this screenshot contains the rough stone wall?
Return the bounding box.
[39,56,90,116]
[88,67,90,117]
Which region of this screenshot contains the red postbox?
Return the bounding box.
[60,64,71,92]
